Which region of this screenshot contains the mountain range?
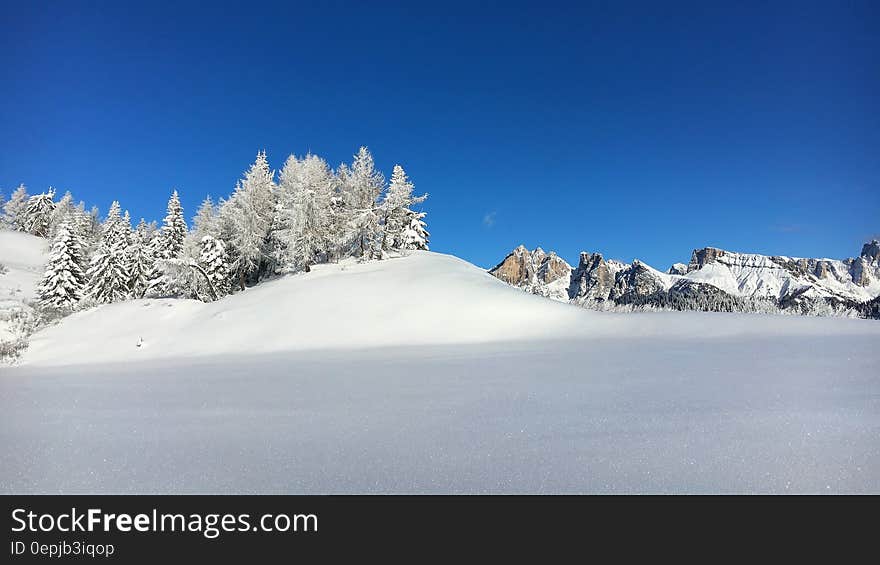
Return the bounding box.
[489,240,880,318]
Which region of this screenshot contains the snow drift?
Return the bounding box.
[0,231,47,341]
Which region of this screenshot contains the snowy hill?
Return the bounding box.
[23,251,590,366]
[22,249,880,367]
[491,241,880,317]
[0,231,47,343]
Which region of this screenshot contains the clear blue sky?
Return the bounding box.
[2,1,877,269]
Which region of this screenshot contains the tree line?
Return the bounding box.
[1,147,429,316]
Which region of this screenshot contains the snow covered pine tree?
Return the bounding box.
[223,152,275,289]
[23,188,56,237]
[127,219,155,298]
[198,235,231,299]
[3,184,29,231]
[87,201,131,303]
[146,190,188,297]
[402,211,430,250]
[380,164,427,251]
[37,220,87,312]
[342,147,384,260]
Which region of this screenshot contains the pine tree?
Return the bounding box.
[225,151,276,289]
[326,164,347,262]
[145,191,188,297]
[275,154,334,271]
[23,188,56,237]
[198,235,231,299]
[155,190,187,260]
[68,202,95,261]
[128,219,154,298]
[121,210,132,242]
[191,196,218,241]
[380,165,427,251]
[87,241,130,303]
[3,184,29,231]
[37,221,87,311]
[272,155,303,270]
[49,190,75,238]
[402,211,430,250]
[213,197,240,288]
[86,205,102,243]
[342,147,384,259]
[86,201,131,303]
[144,232,165,297]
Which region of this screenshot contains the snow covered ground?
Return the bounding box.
[0,231,47,341]
[2,247,879,493]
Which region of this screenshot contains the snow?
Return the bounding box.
[682,261,741,295]
[3,336,879,493]
[636,260,678,291]
[0,231,47,340]
[2,246,880,493]
[21,250,879,366]
[22,252,595,365]
[681,251,880,302]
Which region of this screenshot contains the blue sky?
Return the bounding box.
[1,1,877,269]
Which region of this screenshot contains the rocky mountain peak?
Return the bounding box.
[862,240,880,263]
[489,241,880,319]
[668,263,688,276]
[489,246,572,299]
[490,245,535,286]
[688,247,725,272]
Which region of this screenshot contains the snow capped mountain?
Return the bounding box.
[490,240,880,317]
[685,245,880,303]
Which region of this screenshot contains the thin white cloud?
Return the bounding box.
[770,223,805,233]
[483,211,497,228]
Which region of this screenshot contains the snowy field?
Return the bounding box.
[2,249,879,493]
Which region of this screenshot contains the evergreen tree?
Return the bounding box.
[128,219,154,298]
[225,151,275,289]
[272,155,303,270]
[87,205,102,242]
[37,221,87,311]
[191,195,218,241]
[380,165,427,250]
[145,191,188,297]
[326,164,347,262]
[401,211,430,250]
[294,154,334,270]
[121,210,132,242]
[342,147,384,259]
[86,201,131,303]
[3,184,29,231]
[49,190,75,238]
[198,235,231,299]
[87,240,130,303]
[155,190,187,260]
[23,188,56,237]
[274,154,334,271]
[69,202,96,261]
